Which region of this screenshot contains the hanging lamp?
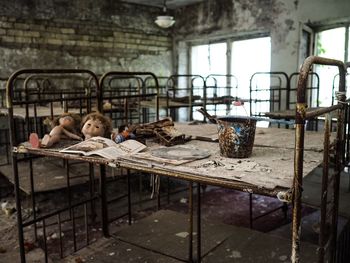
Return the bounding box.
[155,0,175,28]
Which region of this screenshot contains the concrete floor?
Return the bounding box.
[0,157,350,262]
[62,210,319,263]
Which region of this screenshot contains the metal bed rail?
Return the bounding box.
[99,71,160,126]
[292,56,347,263]
[204,74,239,116]
[165,74,205,121]
[332,67,350,173]
[289,72,320,131]
[6,69,102,263]
[249,71,290,129]
[99,71,161,226]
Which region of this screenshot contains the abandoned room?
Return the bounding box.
[0,0,349,262]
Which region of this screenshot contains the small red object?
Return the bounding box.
[23,241,35,252]
[29,133,40,148]
[233,100,244,106]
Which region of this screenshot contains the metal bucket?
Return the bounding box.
[217,117,257,158]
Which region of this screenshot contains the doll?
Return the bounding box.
[29,112,82,148]
[81,112,112,140]
[111,124,136,144]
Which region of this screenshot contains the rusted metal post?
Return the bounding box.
[197,182,201,262]
[188,181,193,262]
[318,114,330,262]
[330,91,346,262]
[291,56,346,263]
[100,164,109,237]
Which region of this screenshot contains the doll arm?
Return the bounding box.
[61,128,83,140]
[41,125,64,147]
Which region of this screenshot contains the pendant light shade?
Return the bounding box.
[155,0,175,28]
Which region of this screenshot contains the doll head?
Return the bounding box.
[44,112,81,132]
[81,112,112,139]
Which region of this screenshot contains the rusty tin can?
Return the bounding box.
[217,117,257,158]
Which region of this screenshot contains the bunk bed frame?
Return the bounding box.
[5,57,348,262]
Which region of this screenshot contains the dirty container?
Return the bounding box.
[217,117,257,158]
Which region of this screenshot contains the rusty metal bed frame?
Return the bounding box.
[99,71,162,220]
[163,74,205,121]
[6,69,162,262]
[250,71,321,130]
[203,74,239,116]
[291,56,346,263]
[145,74,241,122]
[6,69,101,263]
[6,57,348,263]
[249,71,290,122]
[249,62,348,262]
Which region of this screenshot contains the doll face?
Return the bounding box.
[59,116,74,128]
[82,119,105,139]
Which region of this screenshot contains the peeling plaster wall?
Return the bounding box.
[0,0,349,80]
[174,0,350,74]
[0,0,173,78]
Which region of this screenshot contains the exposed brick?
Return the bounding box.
[148,46,160,51]
[45,26,62,33]
[114,43,126,49]
[0,21,13,29]
[61,28,75,34]
[14,23,31,30]
[126,43,138,49]
[101,42,113,48]
[47,38,63,45]
[65,40,77,46]
[29,24,46,31]
[6,29,24,36]
[106,36,117,42]
[76,40,90,47]
[14,36,32,44]
[1,36,15,43]
[22,31,40,38]
[0,15,172,69]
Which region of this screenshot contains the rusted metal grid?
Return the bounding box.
[8,58,348,263]
[6,69,106,263]
[292,56,347,263]
[204,74,239,116]
[99,71,160,128]
[142,74,219,122]
[252,71,321,130]
[249,71,290,123]
[7,69,163,263]
[163,74,206,121]
[18,119,330,262]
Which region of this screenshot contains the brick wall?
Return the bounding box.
[0,16,171,58]
[0,1,174,78]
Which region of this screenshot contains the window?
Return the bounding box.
[190,36,271,119]
[191,42,227,77]
[231,37,271,116]
[314,26,349,106]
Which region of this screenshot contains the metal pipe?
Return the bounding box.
[188,181,193,262]
[292,56,346,263]
[197,182,201,263]
[100,164,109,237]
[127,169,132,225]
[318,114,330,262]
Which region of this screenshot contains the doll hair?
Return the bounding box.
[43,112,81,132]
[81,112,112,138]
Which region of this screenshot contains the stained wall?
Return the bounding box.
[0,0,173,78]
[173,0,350,74]
[0,0,349,80]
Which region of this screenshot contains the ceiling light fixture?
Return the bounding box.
[155,0,175,28]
